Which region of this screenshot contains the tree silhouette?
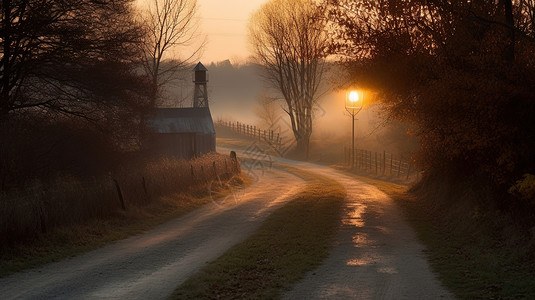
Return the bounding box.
[0,0,149,124]
[249,0,329,159]
[140,0,203,106]
[324,0,535,189]
[0,0,152,189]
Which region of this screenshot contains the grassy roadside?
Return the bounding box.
[336,170,409,196]
[0,175,248,277]
[171,167,346,299]
[396,182,535,299]
[341,169,535,299]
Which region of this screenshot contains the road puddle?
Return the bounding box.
[346,253,380,266]
[352,233,375,248]
[342,204,366,227]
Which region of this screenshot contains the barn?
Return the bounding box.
[148,62,216,159]
[150,107,216,159]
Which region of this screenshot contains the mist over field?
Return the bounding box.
[161,59,418,159]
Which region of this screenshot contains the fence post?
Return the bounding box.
[397,160,401,177]
[354,149,357,169]
[230,151,241,173]
[360,149,363,169]
[142,176,149,199]
[353,148,356,168]
[113,178,126,210]
[357,149,360,169]
[213,161,217,177]
[383,151,386,175]
[390,154,393,175]
[375,152,378,175]
[353,148,357,169]
[200,165,206,182]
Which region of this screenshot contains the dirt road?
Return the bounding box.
[279,161,454,299]
[229,144,453,299]
[0,169,304,299]
[1,144,453,299]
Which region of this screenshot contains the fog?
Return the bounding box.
[163,60,417,159]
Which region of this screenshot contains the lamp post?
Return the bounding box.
[346,90,363,169]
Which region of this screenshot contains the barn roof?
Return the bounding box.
[150,107,215,134]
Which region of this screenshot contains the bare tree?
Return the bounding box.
[0,0,152,190]
[249,0,329,159]
[254,91,280,128]
[141,0,203,105]
[0,0,149,125]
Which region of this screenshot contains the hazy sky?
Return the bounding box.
[196,0,269,63]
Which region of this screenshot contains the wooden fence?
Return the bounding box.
[217,120,283,146]
[345,147,417,180]
[0,152,241,244]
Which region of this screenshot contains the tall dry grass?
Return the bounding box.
[0,152,240,246]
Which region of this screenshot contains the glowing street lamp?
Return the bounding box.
[345,90,363,169]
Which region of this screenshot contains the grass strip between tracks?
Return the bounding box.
[171,166,346,299]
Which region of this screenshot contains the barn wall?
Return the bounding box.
[195,133,216,155]
[152,132,215,160]
[152,133,194,159]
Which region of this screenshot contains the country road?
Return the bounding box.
[0,143,454,299]
[0,167,304,299]
[279,162,454,299]
[229,146,454,299]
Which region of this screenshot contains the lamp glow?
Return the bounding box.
[349,91,359,102]
[345,89,364,169]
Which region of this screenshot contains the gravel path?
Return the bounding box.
[219,143,454,299]
[279,162,455,299]
[0,168,304,300]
